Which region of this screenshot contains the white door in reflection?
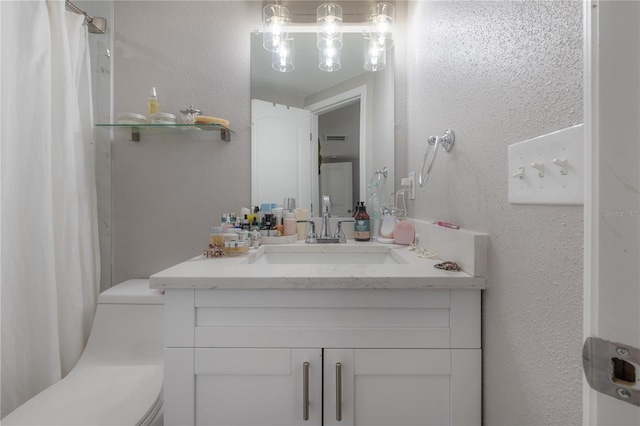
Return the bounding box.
[320,162,353,216]
[251,99,312,209]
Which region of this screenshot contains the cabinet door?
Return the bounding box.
[324,349,480,426]
[194,348,322,426]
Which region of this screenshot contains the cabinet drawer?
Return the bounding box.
[165,289,480,349]
[193,289,457,349]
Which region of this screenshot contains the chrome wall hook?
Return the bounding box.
[439,129,455,152]
[418,129,455,187]
[369,166,388,188]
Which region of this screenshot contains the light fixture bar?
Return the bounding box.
[264,1,394,73]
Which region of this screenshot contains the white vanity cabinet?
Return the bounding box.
[163,288,482,426]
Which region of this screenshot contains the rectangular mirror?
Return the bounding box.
[251,31,394,216]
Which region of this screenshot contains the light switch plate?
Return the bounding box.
[508,124,584,205]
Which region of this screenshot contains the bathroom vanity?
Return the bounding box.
[151,228,487,426]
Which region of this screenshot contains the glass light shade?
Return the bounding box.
[272,39,294,72]
[263,4,290,52]
[319,41,341,72]
[317,3,343,50]
[368,2,395,50]
[364,37,386,72]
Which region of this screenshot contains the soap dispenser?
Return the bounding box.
[354,202,371,241]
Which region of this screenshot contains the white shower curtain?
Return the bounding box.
[1,0,100,418]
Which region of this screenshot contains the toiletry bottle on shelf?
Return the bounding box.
[148,87,159,121]
[241,215,250,230]
[380,213,397,239]
[354,202,371,241]
[283,212,296,236]
[353,201,362,217]
[262,214,272,231]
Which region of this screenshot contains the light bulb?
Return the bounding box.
[263,4,289,52]
[368,2,395,50]
[364,37,386,72]
[272,38,294,72]
[317,3,343,50]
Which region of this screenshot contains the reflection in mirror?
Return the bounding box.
[251,31,394,217]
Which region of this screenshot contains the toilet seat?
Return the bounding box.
[2,280,164,426]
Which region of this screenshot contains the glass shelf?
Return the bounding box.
[96,123,233,142]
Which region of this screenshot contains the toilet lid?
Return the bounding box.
[2,364,163,426]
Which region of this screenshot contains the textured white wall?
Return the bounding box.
[112,0,584,423]
[407,1,583,425]
[112,1,258,283]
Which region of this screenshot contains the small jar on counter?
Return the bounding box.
[209,226,225,246]
[283,212,297,236]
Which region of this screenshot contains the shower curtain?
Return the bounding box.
[1,0,100,417]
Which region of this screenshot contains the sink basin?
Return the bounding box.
[248,246,407,265]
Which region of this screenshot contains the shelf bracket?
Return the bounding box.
[130,127,140,142]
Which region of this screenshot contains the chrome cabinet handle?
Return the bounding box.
[303,362,310,421]
[336,362,342,421]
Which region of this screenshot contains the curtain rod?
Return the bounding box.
[65,0,107,34]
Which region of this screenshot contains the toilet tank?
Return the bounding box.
[77,279,164,367]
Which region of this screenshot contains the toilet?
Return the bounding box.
[2,279,164,426]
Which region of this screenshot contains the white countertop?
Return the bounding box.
[149,241,487,290]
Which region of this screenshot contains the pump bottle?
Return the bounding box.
[354,202,371,241]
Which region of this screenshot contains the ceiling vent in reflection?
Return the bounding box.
[325,135,348,142]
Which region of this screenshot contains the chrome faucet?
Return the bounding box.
[297,219,317,244]
[308,195,352,243]
[334,219,355,243]
[319,195,332,240]
[298,195,355,243]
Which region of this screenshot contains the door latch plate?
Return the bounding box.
[583,337,640,406]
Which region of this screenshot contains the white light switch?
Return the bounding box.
[508,124,584,205]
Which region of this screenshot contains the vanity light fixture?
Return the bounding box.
[273,38,294,72]
[368,2,395,51]
[263,3,290,52]
[317,3,343,50]
[364,2,394,71]
[319,39,341,72]
[262,1,394,73]
[317,3,343,72]
[363,37,386,72]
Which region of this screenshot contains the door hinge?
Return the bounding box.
[583,337,640,406]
